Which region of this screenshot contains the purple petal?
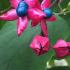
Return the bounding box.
[0,9,18,21]
[17,16,28,36]
[9,0,20,8]
[41,0,51,10]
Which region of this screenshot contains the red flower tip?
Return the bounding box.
[30,35,50,56]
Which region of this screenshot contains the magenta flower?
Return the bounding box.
[29,0,56,27]
[53,39,70,58]
[0,0,45,36]
[30,35,50,56]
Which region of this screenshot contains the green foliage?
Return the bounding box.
[0,21,51,70]
[48,14,70,44]
[0,0,10,10]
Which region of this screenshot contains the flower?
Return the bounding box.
[29,0,56,27]
[53,39,70,58]
[30,35,50,56]
[0,0,45,36]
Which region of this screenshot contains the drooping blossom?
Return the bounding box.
[30,35,50,56]
[30,0,56,55]
[0,0,45,36]
[53,39,70,58]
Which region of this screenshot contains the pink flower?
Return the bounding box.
[29,0,57,27]
[53,39,70,58]
[30,35,50,56]
[0,0,45,36]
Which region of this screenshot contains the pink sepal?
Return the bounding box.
[24,0,41,8]
[31,20,39,27]
[47,15,56,22]
[40,20,48,36]
[28,8,46,21]
[17,16,28,36]
[9,0,20,8]
[0,9,18,21]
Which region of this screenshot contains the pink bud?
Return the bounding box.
[30,35,50,56]
[53,39,69,58]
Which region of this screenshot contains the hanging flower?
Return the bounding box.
[29,0,57,27]
[53,39,70,58]
[30,35,50,56]
[30,0,56,55]
[0,0,45,36]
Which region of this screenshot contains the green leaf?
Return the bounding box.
[0,21,7,29]
[66,2,70,11]
[0,0,10,29]
[61,13,70,41]
[61,0,70,9]
[0,0,10,10]
[0,21,52,70]
[48,15,70,44]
